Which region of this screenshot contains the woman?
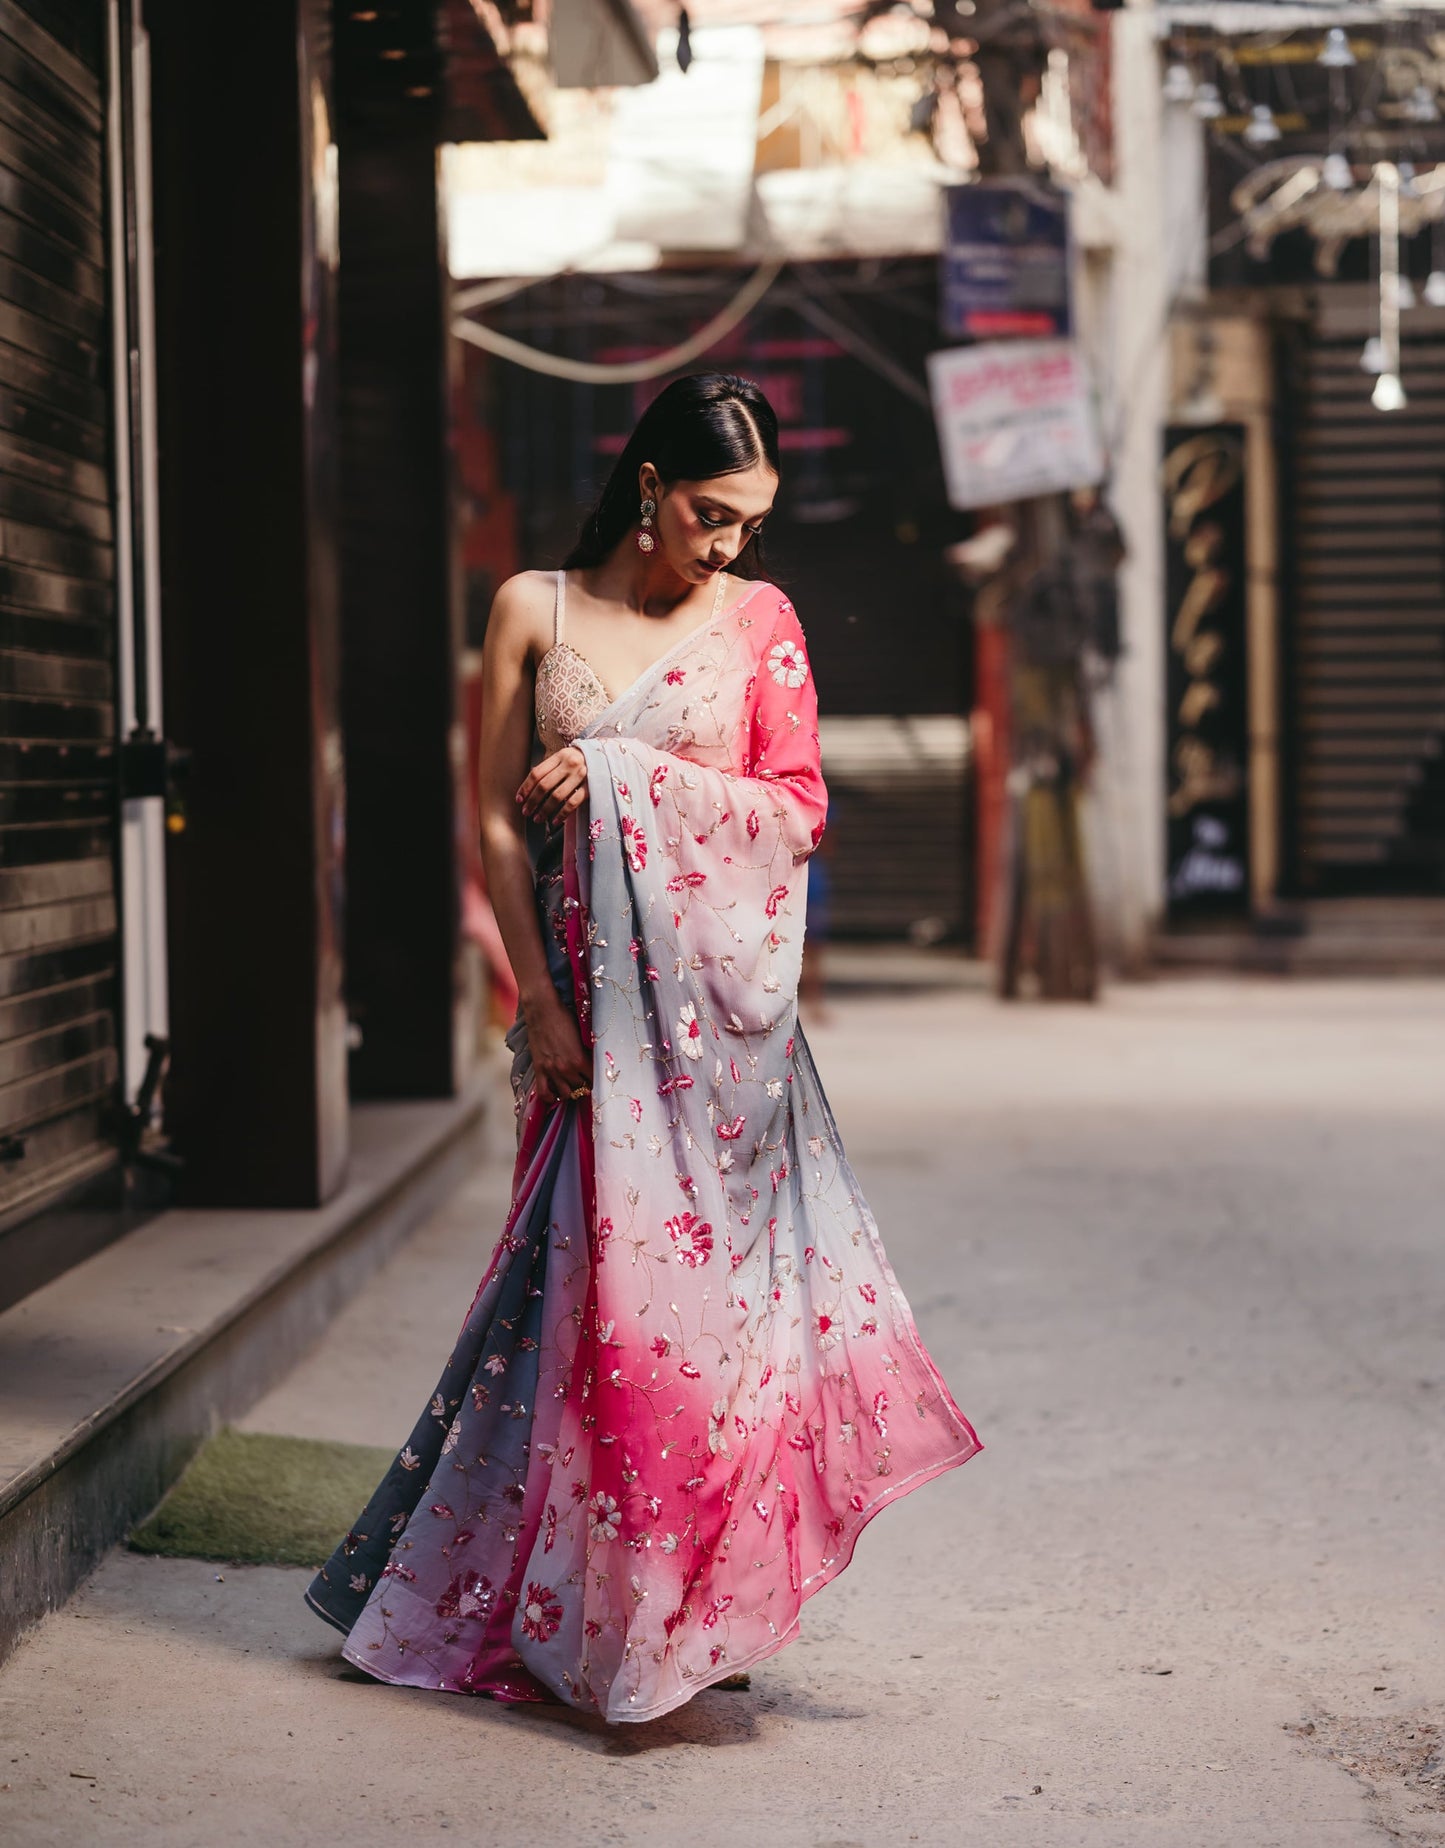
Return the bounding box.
[306,373,981,1722]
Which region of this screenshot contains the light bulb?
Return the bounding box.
[1244,104,1281,149]
[1423,270,1445,306]
[1192,81,1224,122]
[1163,62,1195,105]
[1322,152,1353,191]
[1398,276,1418,310]
[1319,27,1355,69]
[1360,335,1386,373]
[1372,371,1406,411]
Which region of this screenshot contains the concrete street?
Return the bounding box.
[2,972,1442,1847]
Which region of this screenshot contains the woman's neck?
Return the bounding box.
[582,546,715,619]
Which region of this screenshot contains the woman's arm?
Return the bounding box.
[477,576,592,1105]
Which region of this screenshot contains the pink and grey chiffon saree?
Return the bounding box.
[306,581,981,1721]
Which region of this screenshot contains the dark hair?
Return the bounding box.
[564,372,780,572]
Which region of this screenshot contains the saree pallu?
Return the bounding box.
[306,583,981,1722]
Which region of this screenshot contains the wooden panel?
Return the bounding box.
[0,0,120,1238]
[1289,324,1445,894]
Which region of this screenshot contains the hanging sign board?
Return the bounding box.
[940,180,1072,341]
[926,338,1103,509]
[1162,423,1250,916]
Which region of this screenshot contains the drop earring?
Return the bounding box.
[637,496,657,554]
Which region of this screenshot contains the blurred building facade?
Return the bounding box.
[1141,4,1445,969]
[0,0,660,1300]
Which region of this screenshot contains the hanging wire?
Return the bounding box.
[452,261,784,383]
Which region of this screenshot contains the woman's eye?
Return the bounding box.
[698,511,722,528]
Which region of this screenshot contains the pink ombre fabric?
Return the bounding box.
[306,579,981,1721]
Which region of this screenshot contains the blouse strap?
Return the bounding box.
[554,568,566,646]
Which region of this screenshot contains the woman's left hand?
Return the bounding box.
[517,745,589,827]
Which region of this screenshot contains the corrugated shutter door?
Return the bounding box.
[1292,312,1445,892]
[0,0,120,1225]
[818,716,970,938]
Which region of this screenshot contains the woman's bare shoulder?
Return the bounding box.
[488,570,558,660]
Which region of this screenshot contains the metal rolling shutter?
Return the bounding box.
[1291,313,1445,892]
[818,716,970,938]
[0,0,120,1227]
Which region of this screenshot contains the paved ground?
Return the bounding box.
[2,974,1443,1847]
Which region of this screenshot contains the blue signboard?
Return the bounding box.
[941,180,1072,340]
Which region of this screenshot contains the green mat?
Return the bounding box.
[128,1428,397,1569]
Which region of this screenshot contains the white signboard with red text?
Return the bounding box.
[926,338,1103,510]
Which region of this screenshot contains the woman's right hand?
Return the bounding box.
[523,989,592,1107]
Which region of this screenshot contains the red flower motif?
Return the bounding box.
[664,667,686,685]
[620,815,648,872]
[665,1211,714,1268]
[746,809,760,839]
[716,1115,747,1141]
[435,1572,493,1620]
[764,884,789,918]
[520,1581,563,1642]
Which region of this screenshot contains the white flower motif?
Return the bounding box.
[589,1491,621,1544]
[767,639,809,688]
[677,1002,704,1060]
[660,1532,680,1555]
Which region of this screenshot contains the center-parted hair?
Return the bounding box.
[563,372,780,572]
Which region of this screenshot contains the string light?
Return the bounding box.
[1372,370,1406,410]
[1243,104,1281,148]
[1318,27,1355,70]
[1192,81,1224,122]
[1163,62,1195,105]
[1322,151,1353,191]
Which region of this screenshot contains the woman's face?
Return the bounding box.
[643,461,777,584]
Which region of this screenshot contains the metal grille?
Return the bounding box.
[1290,313,1445,893]
[0,0,120,1227]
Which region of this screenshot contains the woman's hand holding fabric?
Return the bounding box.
[517,744,589,827]
[521,987,590,1104]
